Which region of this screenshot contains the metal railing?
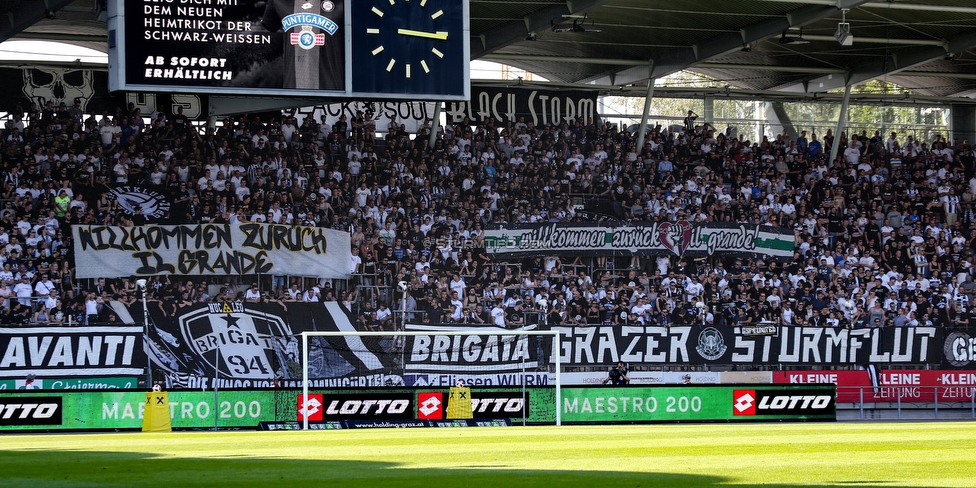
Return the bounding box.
[837,385,976,420]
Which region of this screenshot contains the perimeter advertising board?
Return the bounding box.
[0,390,277,431]
[773,370,976,403]
[0,385,833,431]
[561,385,836,423]
[0,388,553,431]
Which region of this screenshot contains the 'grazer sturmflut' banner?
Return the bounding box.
[552,325,942,366]
[484,221,795,260]
[0,326,144,378]
[72,223,351,279]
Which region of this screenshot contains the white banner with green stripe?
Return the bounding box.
[484,221,795,260]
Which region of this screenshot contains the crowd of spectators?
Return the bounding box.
[0,96,975,330]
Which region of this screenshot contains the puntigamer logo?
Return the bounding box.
[0,396,63,426]
[733,389,834,417]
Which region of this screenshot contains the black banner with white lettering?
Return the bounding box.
[0,311,955,384]
[448,86,599,127]
[552,325,943,366]
[401,324,544,374]
[0,326,143,378]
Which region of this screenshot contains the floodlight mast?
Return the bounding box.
[137,279,150,389]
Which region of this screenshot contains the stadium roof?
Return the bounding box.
[3,0,976,103]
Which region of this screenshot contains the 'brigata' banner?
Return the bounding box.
[484,221,795,260]
[72,223,351,279]
[552,325,942,366]
[0,326,144,378]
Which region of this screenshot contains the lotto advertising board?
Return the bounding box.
[560,385,836,423]
[294,388,554,425]
[773,370,976,403]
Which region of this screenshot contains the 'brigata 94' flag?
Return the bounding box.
[484,221,795,260]
[72,223,351,279]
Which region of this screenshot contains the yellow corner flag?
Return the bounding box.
[142,391,172,432]
[447,385,473,419]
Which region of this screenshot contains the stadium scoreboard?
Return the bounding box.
[106,0,470,100]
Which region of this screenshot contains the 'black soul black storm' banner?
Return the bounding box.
[448,86,599,127]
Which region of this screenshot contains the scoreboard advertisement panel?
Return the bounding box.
[107,0,469,100]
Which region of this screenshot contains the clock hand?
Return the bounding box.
[396,29,448,41]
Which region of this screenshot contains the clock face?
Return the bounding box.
[352,0,468,98]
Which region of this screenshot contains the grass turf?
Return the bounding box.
[1,422,974,487]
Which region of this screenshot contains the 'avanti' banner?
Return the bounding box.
[0,326,144,378]
[72,223,351,279]
[484,221,795,260]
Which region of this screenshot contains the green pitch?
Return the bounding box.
[2,422,974,487]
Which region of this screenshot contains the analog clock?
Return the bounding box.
[352,0,468,98]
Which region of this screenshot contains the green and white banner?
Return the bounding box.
[484,222,795,260]
[0,377,138,390]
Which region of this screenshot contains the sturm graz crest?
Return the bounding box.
[179,305,298,379]
[944,331,973,367]
[696,327,728,361]
[108,186,171,219]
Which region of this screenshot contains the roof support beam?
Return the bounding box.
[696,63,843,74]
[897,72,976,81]
[0,0,76,44]
[11,32,106,43]
[830,85,852,163]
[862,2,976,15]
[471,0,610,58]
[480,54,644,66]
[799,35,944,47]
[470,78,976,105]
[776,28,976,93]
[636,62,655,151]
[582,0,870,87]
